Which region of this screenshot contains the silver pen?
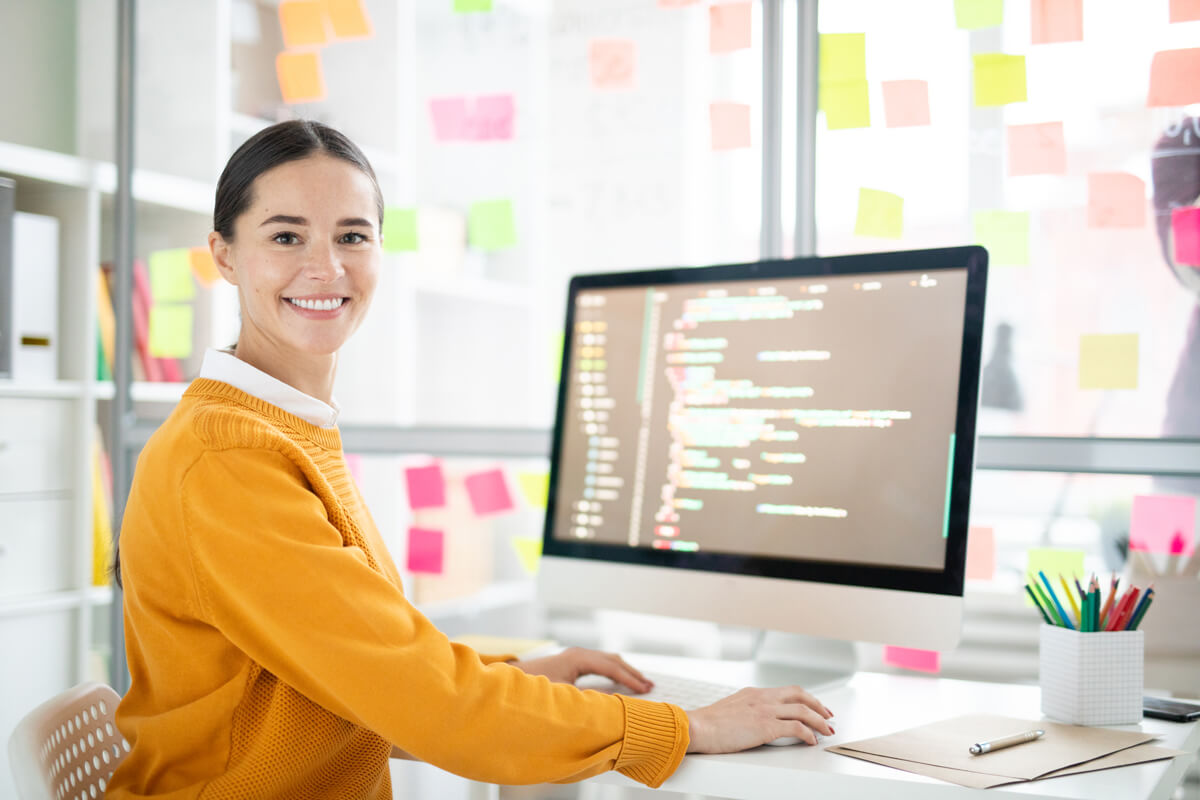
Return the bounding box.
[969,729,1044,755]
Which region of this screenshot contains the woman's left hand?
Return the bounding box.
[513,646,654,694]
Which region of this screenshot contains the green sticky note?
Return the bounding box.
[1025,547,1084,605]
[973,210,1029,266]
[819,33,866,82]
[820,81,871,129]
[149,248,196,303]
[1079,333,1139,390]
[973,53,1027,106]
[454,0,491,11]
[148,304,193,358]
[517,471,549,510]
[382,207,419,252]
[955,0,1004,30]
[854,188,904,239]
[468,199,517,251]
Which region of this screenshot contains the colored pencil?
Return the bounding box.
[1033,580,1066,627]
[1099,575,1119,629]
[1124,585,1154,631]
[1025,584,1054,625]
[1039,571,1074,630]
[1128,589,1155,631]
[1060,575,1081,627]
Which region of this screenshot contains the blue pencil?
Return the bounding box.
[1124,585,1154,631]
[1038,570,1074,630]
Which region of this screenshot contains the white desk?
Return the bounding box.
[578,653,1200,800]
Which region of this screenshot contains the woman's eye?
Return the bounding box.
[341,232,367,244]
[272,232,299,245]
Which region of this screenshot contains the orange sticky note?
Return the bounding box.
[276,51,327,104]
[1087,173,1146,228]
[710,102,752,150]
[883,646,940,674]
[881,80,930,127]
[1007,122,1066,176]
[406,527,444,574]
[1174,207,1200,266]
[322,0,372,40]
[1148,49,1200,107]
[973,53,1027,106]
[854,188,904,239]
[1078,333,1139,390]
[1031,0,1083,44]
[188,247,221,287]
[278,1,327,49]
[965,526,996,580]
[710,2,752,53]
[590,39,636,90]
[1170,0,1200,22]
[1130,494,1196,556]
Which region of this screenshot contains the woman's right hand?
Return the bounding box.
[684,686,834,753]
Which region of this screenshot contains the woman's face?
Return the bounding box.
[212,154,382,360]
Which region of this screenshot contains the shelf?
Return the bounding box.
[0,589,87,618]
[94,381,188,404]
[0,141,96,190]
[0,379,87,399]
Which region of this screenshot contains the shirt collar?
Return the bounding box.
[198,349,340,429]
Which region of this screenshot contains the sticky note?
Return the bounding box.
[819,33,866,82]
[188,247,221,287]
[148,304,193,358]
[1173,207,1200,266]
[517,471,549,509]
[344,453,363,484]
[883,646,940,673]
[322,0,372,40]
[1148,49,1200,107]
[1087,173,1146,228]
[973,210,1030,266]
[820,81,871,130]
[472,94,515,141]
[454,0,491,12]
[1006,122,1066,176]
[278,1,327,48]
[854,188,904,239]
[1130,494,1196,556]
[276,51,327,104]
[590,39,636,90]
[955,0,1003,29]
[429,97,469,141]
[382,207,419,252]
[1027,547,1085,584]
[512,537,543,575]
[965,525,996,580]
[1031,0,1082,44]
[1078,333,1138,389]
[149,249,196,302]
[973,53,1027,107]
[1171,0,1200,22]
[468,199,517,251]
[405,463,446,510]
[465,468,515,515]
[709,2,752,53]
[406,527,444,574]
[881,80,930,127]
[710,102,752,150]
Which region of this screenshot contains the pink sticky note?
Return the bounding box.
[1148,49,1200,107]
[1007,122,1066,176]
[344,453,363,485]
[709,3,752,53]
[465,468,515,515]
[710,102,752,150]
[1130,494,1196,556]
[1171,0,1200,22]
[405,463,446,510]
[883,646,940,674]
[472,94,515,140]
[429,97,469,141]
[406,527,445,574]
[1173,207,1200,266]
[590,39,636,89]
[965,525,996,581]
[1031,0,1083,44]
[881,80,931,127]
[1088,172,1146,228]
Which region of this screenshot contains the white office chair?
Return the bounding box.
[8,682,129,800]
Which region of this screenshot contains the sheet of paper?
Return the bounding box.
[511,537,543,575]
[323,0,372,40]
[1031,0,1083,44]
[278,1,328,48]
[1147,48,1200,107]
[382,207,419,252]
[149,249,196,303]
[276,51,327,104]
[1171,0,1200,22]
[1173,207,1200,266]
[955,0,1003,30]
[973,210,1030,266]
[821,81,871,130]
[881,80,930,127]
[710,102,752,150]
[429,97,469,142]
[517,470,549,509]
[454,0,492,12]
[1088,172,1146,228]
[966,525,996,580]
[148,304,193,359]
[468,199,517,251]
[1007,122,1066,176]
[1130,494,1196,556]
[590,39,636,89]
[1078,332,1138,390]
[854,188,903,238]
[465,468,514,515]
[973,53,1027,107]
[472,94,515,140]
[188,247,221,287]
[406,527,445,574]
[709,2,752,53]
[883,646,940,673]
[405,463,446,510]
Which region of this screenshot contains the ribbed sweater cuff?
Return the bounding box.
[613,696,689,789]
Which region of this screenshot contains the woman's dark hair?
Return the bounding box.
[112,120,382,589]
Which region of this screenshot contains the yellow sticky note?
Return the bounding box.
[854,188,903,239]
[149,248,196,303]
[512,537,543,575]
[1026,547,1085,605]
[973,53,1027,107]
[468,199,517,251]
[1079,333,1139,390]
[973,210,1029,266]
[322,0,373,40]
[819,33,866,82]
[454,0,492,11]
[148,304,193,359]
[189,247,221,287]
[820,81,871,130]
[955,0,1004,30]
[382,207,419,252]
[517,471,549,509]
[276,51,327,104]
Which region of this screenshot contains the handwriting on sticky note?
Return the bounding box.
[278,1,327,48]
[590,39,636,90]
[884,646,940,673]
[881,80,929,127]
[1031,0,1083,44]
[407,527,445,574]
[854,188,903,239]
[148,304,193,359]
[382,207,419,252]
[1007,122,1066,176]
[405,463,446,510]
[955,0,1003,29]
[966,526,996,581]
[512,537,543,575]
[821,81,871,130]
[710,2,752,53]
[149,249,196,303]
[323,0,372,40]
[276,51,327,104]
[973,210,1030,266]
[1173,207,1200,266]
[1087,173,1145,228]
[1078,333,1138,390]
[468,199,517,251]
[1130,494,1196,556]
[1171,0,1200,22]
[188,247,221,287]
[973,53,1027,107]
[1148,49,1200,107]
[517,471,549,509]
[710,102,752,150]
[465,468,515,515]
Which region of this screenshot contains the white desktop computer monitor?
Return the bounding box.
[538,246,988,656]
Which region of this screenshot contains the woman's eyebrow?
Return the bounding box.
[339,216,374,228]
[260,214,306,227]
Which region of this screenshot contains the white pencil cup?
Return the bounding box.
[1039,625,1143,726]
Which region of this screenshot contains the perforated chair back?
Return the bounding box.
[7,682,130,800]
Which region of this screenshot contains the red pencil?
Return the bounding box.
[1109,587,1141,631]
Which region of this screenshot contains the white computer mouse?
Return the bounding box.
[764,736,804,746]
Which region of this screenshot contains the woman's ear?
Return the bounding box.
[209,231,238,286]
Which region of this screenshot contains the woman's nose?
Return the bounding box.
[305,240,345,280]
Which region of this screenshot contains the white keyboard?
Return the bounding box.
[610,670,738,710]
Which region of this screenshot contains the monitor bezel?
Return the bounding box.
[541,245,988,598]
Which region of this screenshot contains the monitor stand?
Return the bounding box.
[748,631,859,692]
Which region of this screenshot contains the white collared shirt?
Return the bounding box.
[198,349,340,429]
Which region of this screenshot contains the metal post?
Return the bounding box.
[794,0,819,256]
[760,0,783,259]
